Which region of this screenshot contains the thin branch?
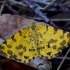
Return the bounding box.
[8,0,27,7]
[51,18,70,21]
[62,1,70,6]
[32,17,70,21]
[30,0,50,5]
[55,57,70,61]
[44,0,56,9]
[57,48,70,70]
[0,0,6,15]
[22,0,58,29]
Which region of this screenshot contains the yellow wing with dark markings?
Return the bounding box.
[36,25,70,58]
[0,23,70,63]
[0,25,38,63]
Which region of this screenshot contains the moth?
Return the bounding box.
[0,22,70,63]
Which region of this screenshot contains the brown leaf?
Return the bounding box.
[0,59,38,70]
[0,14,47,40]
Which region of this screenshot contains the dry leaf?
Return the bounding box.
[0,59,38,70]
[0,14,46,40]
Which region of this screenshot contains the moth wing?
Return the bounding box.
[0,27,38,63]
[36,25,70,58]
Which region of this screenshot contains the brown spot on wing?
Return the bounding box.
[46,25,48,30]
[43,31,46,34]
[47,44,50,48]
[3,41,7,44]
[48,39,57,43]
[60,35,64,39]
[0,45,4,49]
[7,45,12,48]
[19,45,23,48]
[18,31,22,36]
[47,52,51,56]
[54,28,58,34]
[7,50,13,55]
[60,40,66,46]
[16,45,23,49]
[53,45,57,49]
[37,46,45,50]
[11,35,16,42]
[48,39,57,48]
[39,41,43,44]
[18,52,23,56]
[29,49,36,52]
[32,57,35,60]
[23,36,26,38]
[24,56,29,59]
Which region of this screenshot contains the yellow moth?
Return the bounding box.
[0,22,70,63]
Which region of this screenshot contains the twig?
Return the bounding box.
[22,0,58,29]
[43,0,56,9]
[0,1,4,4]
[0,0,6,15]
[30,0,50,5]
[55,57,70,61]
[51,18,70,21]
[6,4,19,15]
[8,0,27,7]
[31,17,70,21]
[57,48,70,70]
[62,1,70,6]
